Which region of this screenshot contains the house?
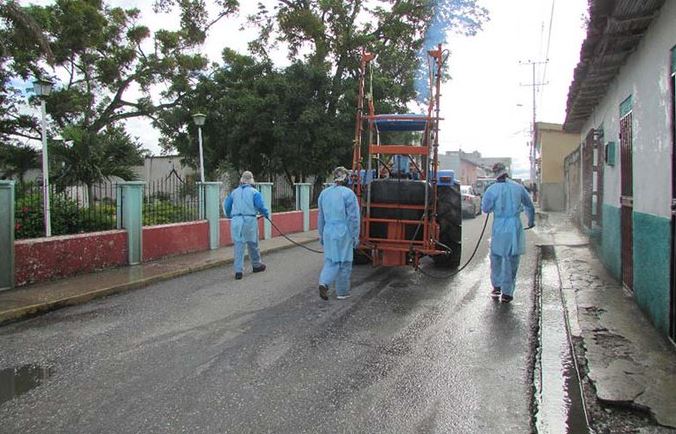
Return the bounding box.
[438,150,510,185]
[563,0,675,339]
[134,155,196,184]
[535,122,579,211]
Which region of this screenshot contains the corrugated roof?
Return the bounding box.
[563,0,666,132]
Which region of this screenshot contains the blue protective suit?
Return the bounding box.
[224,184,270,273]
[481,179,535,296]
[317,184,360,296]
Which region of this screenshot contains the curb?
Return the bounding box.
[0,236,319,326]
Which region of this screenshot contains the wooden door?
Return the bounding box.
[620,111,633,291]
[583,130,595,229]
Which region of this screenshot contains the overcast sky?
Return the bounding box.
[440,0,588,179]
[28,0,589,180]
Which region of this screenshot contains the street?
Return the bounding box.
[0,216,540,433]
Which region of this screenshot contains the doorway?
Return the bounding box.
[620,97,633,291]
[670,55,675,341]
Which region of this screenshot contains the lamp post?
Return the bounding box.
[192,113,206,183]
[33,79,53,237]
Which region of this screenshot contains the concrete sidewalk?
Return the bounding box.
[0,230,319,326]
[539,212,676,430]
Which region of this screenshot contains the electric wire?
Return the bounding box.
[265,209,491,279]
[415,213,491,279]
[264,216,324,254]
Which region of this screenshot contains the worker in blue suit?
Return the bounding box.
[317,166,360,300]
[481,163,535,303]
[224,171,270,280]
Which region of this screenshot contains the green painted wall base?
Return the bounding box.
[598,205,670,335]
[633,211,671,335]
[600,204,621,280]
[0,181,15,290]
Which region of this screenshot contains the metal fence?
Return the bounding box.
[310,183,320,208]
[218,181,320,215]
[14,178,202,239]
[272,182,295,212]
[15,181,118,239]
[143,178,199,226]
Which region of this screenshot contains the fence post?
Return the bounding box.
[115,187,123,230]
[0,181,15,291]
[117,181,145,265]
[294,183,312,232]
[199,182,222,250]
[257,182,273,240]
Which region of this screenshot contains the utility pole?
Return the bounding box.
[519,60,548,190]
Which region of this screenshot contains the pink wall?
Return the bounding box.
[219,219,232,247]
[310,209,318,230]
[15,230,128,286]
[143,221,209,262]
[15,209,320,287]
[271,211,303,236]
[221,210,314,243]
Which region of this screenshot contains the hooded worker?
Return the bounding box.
[223,171,270,280]
[481,162,535,303]
[317,166,360,300]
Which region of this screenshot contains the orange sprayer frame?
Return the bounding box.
[352,45,447,268]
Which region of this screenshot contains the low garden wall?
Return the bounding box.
[143,221,210,262]
[271,211,303,237]
[14,209,318,287]
[15,230,128,287]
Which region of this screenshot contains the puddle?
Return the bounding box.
[0,364,54,406]
[534,252,589,433]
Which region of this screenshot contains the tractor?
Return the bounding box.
[350,45,462,270]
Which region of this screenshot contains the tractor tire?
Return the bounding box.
[370,179,431,205]
[353,248,371,265]
[434,184,462,269]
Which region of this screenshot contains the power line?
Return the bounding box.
[542,0,556,84]
[519,60,548,184]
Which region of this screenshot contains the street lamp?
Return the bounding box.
[192,113,206,183]
[33,79,53,237]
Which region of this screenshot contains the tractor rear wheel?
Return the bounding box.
[353,248,371,265]
[434,184,462,268]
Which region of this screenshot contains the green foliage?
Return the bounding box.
[50,125,144,189]
[14,190,116,239]
[158,1,488,186]
[13,184,200,238]
[143,199,198,226]
[0,0,237,184]
[0,142,39,181]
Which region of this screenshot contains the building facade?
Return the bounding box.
[536,122,580,211]
[563,0,675,339]
[438,150,511,185]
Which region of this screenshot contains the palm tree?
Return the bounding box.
[50,126,144,201]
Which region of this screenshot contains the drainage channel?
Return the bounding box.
[534,245,590,434]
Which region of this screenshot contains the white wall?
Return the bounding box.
[581,0,676,218]
[134,155,196,184]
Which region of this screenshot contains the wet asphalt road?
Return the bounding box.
[0,215,538,433]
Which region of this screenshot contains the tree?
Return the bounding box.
[0,142,39,182]
[0,0,238,186]
[158,1,488,185]
[0,0,55,144]
[50,125,144,199]
[250,0,488,108]
[156,50,345,185]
